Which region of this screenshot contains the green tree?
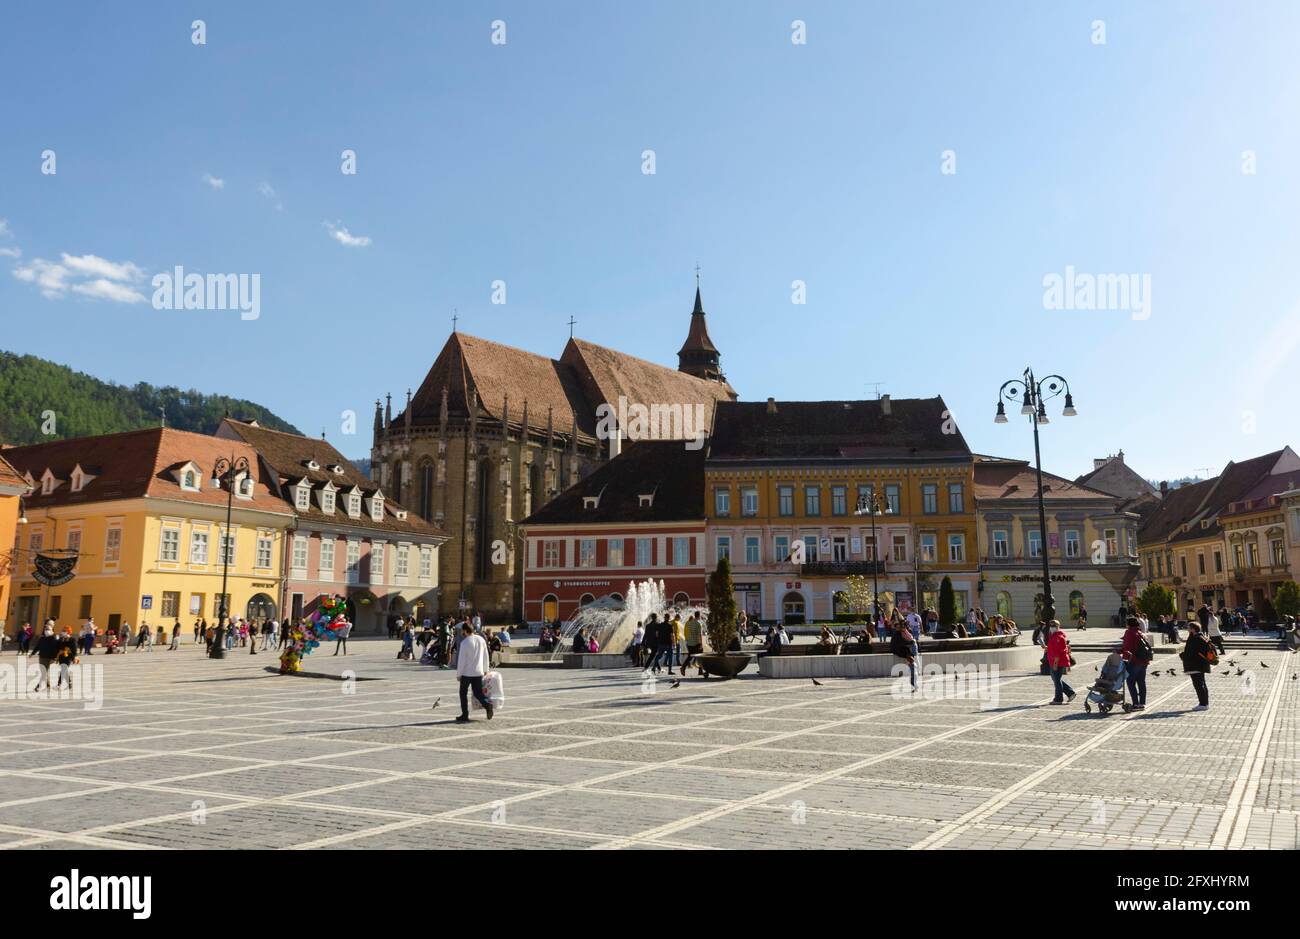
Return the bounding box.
[938,576,956,628]
[1136,583,1176,620]
[706,555,738,653]
[1275,581,1300,621]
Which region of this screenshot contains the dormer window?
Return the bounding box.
[583,496,600,509]
[40,469,60,495]
[638,493,654,508]
[370,495,384,521]
[235,475,255,499]
[304,459,320,471]
[294,484,310,511]
[69,464,98,493]
[348,493,361,517]
[393,507,407,521]
[321,490,336,514]
[330,464,345,476]
[181,470,197,491]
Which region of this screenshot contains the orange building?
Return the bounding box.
[0,451,33,640]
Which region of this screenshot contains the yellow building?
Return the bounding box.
[0,452,33,640]
[706,397,978,623]
[3,428,293,635]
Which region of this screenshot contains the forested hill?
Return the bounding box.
[0,351,302,445]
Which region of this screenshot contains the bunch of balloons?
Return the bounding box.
[279,595,350,674]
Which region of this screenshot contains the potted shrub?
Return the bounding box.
[696,556,751,678]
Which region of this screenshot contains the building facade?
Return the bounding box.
[706,397,978,624]
[0,453,33,639]
[219,420,447,635]
[1139,447,1300,614]
[3,428,294,635]
[974,456,1140,625]
[1219,488,1294,611]
[370,287,735,621]
[521,441,706,625]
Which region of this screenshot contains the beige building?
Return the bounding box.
[975,456,1139,625]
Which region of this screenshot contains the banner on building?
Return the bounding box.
[32,551,79,588]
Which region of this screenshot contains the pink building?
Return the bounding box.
[219,419,447,634]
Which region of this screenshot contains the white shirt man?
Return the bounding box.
[632,623,645,646]
[906,610,923,636]
[455,627,493,722]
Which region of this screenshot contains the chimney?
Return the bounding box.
[1159,480,1168,496]
[766,397,777,415]
[1117,449,1124,463]
[1093,458,1107,470]
[880,394,891,416]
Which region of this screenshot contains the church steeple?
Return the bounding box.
[677,274,722,381]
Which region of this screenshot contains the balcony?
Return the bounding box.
[800,560,887,577]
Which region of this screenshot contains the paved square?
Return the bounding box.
[0,640,1295,849]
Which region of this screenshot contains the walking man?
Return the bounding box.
[681,611,703,676]
[1181,620,1215,711]
[1120,616,1152,710]
[454,623,493,722]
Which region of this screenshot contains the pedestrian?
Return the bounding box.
[170,620,181,650]
[890,622,919,692]
[628,620,644,666]
[55,627,78,689]
[641,613,661,672]
[454,622,494,722]
[29,622,60,690]
[17,622,33,655]
[1120,616,1152,710]
[80,621,95,656]
[1043,620,1076,705]
[1201,605,1224,656]
[1180,621,1215,711]
[1076,601,1088,631]
[681,611,703,676]
[333,619,352,656]
[193,618,202,643]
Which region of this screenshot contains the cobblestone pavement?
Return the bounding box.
[0,639,1295,849]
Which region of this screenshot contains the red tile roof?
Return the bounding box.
[974,456,1116,502]
[2,427,292,516]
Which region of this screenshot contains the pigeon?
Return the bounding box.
[431,697,440,710]
[1235,669,1245,676]
[1261,662,1270,668]
[670,679,681,689]
[811,678,824,686]
[1168,669,1176,676]
[1222,670,1231,676]
[1228,660,1236,666]
[1241,652,1248,657]
[1292,673,1297,681]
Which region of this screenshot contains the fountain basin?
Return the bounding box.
[693,653,754,679]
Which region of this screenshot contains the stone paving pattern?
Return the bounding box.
[0,638,1295,849]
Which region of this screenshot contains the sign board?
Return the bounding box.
[850,537,862,554]
[141,595,153,610]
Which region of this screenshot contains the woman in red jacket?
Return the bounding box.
[1044,620,1076,704]
[1120,616,1153,710]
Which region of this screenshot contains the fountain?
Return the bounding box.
[552,578,709,659]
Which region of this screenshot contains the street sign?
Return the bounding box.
[141,595,153,609]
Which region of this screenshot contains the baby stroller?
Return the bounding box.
[1083,651,1131,714]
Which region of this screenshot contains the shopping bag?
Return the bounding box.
[470,671,506,711]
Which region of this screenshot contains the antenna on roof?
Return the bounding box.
[866,382,884,400]
[1194,467,1211,479]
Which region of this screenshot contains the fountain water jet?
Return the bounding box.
[552,578,709,659]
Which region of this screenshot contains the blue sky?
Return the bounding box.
[2,1,1298,480]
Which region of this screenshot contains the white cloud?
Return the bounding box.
[324,221,371,247]
[258,181,283,210]
[71,278,147,304]
[0,218,10,238]
[59,253,145,282]
[0,247,19,259]
[12,252,147,303]
[202,173,225,190]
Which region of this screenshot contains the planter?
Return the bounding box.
[694,653,753,679]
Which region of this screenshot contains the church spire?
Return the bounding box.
[678,273,722,381]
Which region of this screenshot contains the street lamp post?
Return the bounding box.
[854,489,892,627]
[209,455,250,660]
[994,368,1077,624]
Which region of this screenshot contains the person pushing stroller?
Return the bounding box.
[1083,649,1130,714]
